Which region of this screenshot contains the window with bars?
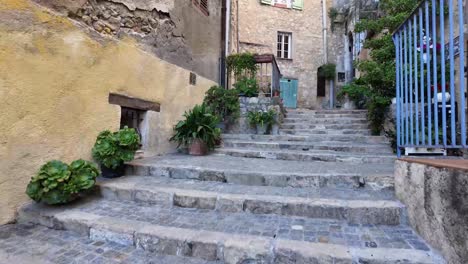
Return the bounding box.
[193,0,209,16]
[277,32,292,59]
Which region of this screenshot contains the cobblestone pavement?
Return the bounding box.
[75,199,430,251]
[100,176,396,201]
[0,224,222,264]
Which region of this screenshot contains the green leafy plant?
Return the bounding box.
[337,80,370,109]
[320,63,336,80]
[203,85,240,122]
[227,53,258,78]
[328,7,339,32]
[170,103,221,150]
[247,110,276,127]
[92,127,140,169]
[26,160,99,205]
[234,77,259,97]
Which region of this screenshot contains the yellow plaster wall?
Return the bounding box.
[0,0,215,224]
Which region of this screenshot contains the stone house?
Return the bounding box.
[229,0,330,109]
[0,0,225,225]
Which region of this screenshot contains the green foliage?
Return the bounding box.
[320,63,336,80]
[203,86,240,122]
[337,80,370,109]
[170,103,221,151]
[350,0,419,134]
[328,7,339,32]
[92,127,140,169]
[26,160,99,205]
[247,110,276,127]
[234,77,259,97]
[227,53,258,78]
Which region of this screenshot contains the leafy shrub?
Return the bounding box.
[227,53,258,78]
[92,127,140,169]
[26,160,99,205]
[247,110,276,127]
[367,95,391,135]
[170,103,221,150]
[234,77,259,97]
[337,81,370,109]
[320,63,336,80]
[204,86,240,122]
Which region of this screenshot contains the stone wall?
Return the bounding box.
[231,0,325,109]
[228,97,283,134]
[395,159,468,264]
[34,0,222,81]
[0,0,216,225]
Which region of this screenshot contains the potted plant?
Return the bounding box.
[26,159,99,205]
[203,85,240,130]
[92,127,140,178]
[170,103,221,156]
[234,77,259,97]
[247,110,276,135]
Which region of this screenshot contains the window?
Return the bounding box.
[261,0,303,10]
[193,0,209,16]
[277,32,292,59]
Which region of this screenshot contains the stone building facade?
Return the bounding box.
[230,0,327,109]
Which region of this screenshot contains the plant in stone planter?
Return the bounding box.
[170,103,221,156]
[234,77,259,97]
[247,110,276,135]
[203,85,240,129]
[26,160,99,205]
[92,127,140,178]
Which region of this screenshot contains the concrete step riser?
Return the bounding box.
[99,185,403,225]
[222,142,391,154]
[289,110,367,114]
[216,150,395,164]
[281,124,369,130]
[126,164,394,190]
[223,135,389,144]
[280,130,373,136]
[18,208,432,264]
[283,119,368,125]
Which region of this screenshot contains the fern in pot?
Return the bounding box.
[170,104,221,156]
[92,127,140,178]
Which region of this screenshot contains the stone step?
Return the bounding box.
[288,109,368,115]
[222,140,392,154]
[280,129,374,136]
[222,133,389,144]
[283,118,368,124]
[18,200,442,264]
[281,123,369,130]
[126,155,395,190]
[216,148,396,164]
[286,113,368,119]
[98,176,402,225]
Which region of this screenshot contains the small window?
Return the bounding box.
[338,72,346,83]
[277,32,292,59]
[193,0,209,16]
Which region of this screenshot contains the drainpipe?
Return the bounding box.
[322,0,334,109]
[224,0,231,88]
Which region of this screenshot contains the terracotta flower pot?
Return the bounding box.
[189,139,208,156]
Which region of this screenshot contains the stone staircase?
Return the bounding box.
[16,109,445,263]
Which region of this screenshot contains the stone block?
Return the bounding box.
[223,237,271,264]
[173,193,216,210]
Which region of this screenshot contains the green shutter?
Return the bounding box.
[292,0,303,10]
[261,0,273,5]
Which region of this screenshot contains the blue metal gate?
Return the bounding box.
[280,78,298,108]
[393,0,466,156]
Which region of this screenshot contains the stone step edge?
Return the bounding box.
[126,163,394,189]
[215,149,396,164]
[17,207,438,264]
[222,140,391,148]
[98,182,404,225]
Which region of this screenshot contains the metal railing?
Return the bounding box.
[254,54,282,97]
[393,0,466,156]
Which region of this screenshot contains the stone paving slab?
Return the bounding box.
[0,224,221,264]
[280,128,373,135]
[281,123,370,130]
[222,133,389,144]
[216,148,396,164]
[19,199,423,250]
[282,118,368,124]
[126,154,394,189]
[98,176,403,225]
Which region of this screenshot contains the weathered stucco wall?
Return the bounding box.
[232,0,324,109]
[33,0,222,82]
[0,0,215,224]
[395,160,468,264]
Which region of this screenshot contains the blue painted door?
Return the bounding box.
[280,78,298,108]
